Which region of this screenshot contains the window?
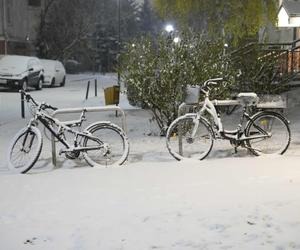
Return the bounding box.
[28,59,38,69]
[28,0,41,7]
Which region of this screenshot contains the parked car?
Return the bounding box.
[0,55,44,90]
[40,59,66,87]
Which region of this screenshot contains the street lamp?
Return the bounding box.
[165,24,174,33]
[173,37,180,44]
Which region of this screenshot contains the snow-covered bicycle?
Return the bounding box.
[8,91,129,173]
[166,78,291,161]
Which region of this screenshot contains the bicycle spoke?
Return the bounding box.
[167,115,213,161]
[246,113,290,155]
[8,127,42,173]
[83,123,129,167]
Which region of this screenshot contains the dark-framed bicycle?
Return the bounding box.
[7,91,129,173]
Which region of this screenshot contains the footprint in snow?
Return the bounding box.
[24,237,50,245]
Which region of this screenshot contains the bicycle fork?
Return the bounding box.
[21,120,39,152]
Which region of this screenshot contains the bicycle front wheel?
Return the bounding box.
[245,111,291,155]
[83,122,129,167]
[166,114,214,161]
[7,126,43,173]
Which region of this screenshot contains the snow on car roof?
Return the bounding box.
[0,55,38,73]
[0,55,35,67]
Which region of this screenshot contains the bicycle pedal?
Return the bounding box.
[186,138,194,144]
[65,151,80,159]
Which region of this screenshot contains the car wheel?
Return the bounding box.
[60,76,66,87]
[21,79,28,91]
[36,78,43,90]
[50,78,55,87]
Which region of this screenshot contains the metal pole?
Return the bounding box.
[85,81,90,100]
[117,0,121,86]
[51,134,57,167]
[177,103,187,156]
[21,92,25,118]
[95,79,97,97]
[2,0,8,54]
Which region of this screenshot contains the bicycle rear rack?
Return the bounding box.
[51,106,127,167]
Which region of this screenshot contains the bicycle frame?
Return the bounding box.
[191,89,270,144]
[27,109,104,154]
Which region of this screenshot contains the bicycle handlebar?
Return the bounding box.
[19,90,57,111]
[198,78,227,96]
[41,103,58,111]
[20,90,38,106]
[203,78,224,87]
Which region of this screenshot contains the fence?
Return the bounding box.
[261,39,300,79]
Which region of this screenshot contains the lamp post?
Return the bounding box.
[117,0,121,86]
[164,24,180,44]
[2,0,8,54]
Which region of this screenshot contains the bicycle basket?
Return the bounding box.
[185,85,201,104]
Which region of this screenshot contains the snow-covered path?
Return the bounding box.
[1,74,300,249]
[0,157,300,250]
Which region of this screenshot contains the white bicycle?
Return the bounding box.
[166,78,291,160]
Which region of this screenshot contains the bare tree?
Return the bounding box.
[36,0,97,62]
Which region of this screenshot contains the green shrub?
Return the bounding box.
[120,32,289,132]
[120,32,230,131]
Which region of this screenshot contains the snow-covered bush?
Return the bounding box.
[120,32,290,132]
[120,32,230,131]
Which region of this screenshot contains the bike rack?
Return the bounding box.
[51,106,127,167]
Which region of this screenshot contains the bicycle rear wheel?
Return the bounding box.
[166,114,214,161]
[7,127,43,173]
[245,111,290,155]
[82,122,129,167]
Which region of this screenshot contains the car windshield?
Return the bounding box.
[40,60,55,73]
[0,56,28,72]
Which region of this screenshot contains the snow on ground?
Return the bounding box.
[0,74,300,250]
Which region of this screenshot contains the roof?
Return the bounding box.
[281,0,300,17]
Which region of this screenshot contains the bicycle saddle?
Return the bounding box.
[237,93,259,106]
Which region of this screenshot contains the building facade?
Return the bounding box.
[0,0,44,55]
[264,0,300,43]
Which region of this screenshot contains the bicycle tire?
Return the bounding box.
[166,114,214,161]
[82,122,129,167]
[7,126,43,173]
[244,111,291,155]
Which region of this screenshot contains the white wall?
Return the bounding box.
[278,8,290,27]
[278,7,300,28]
